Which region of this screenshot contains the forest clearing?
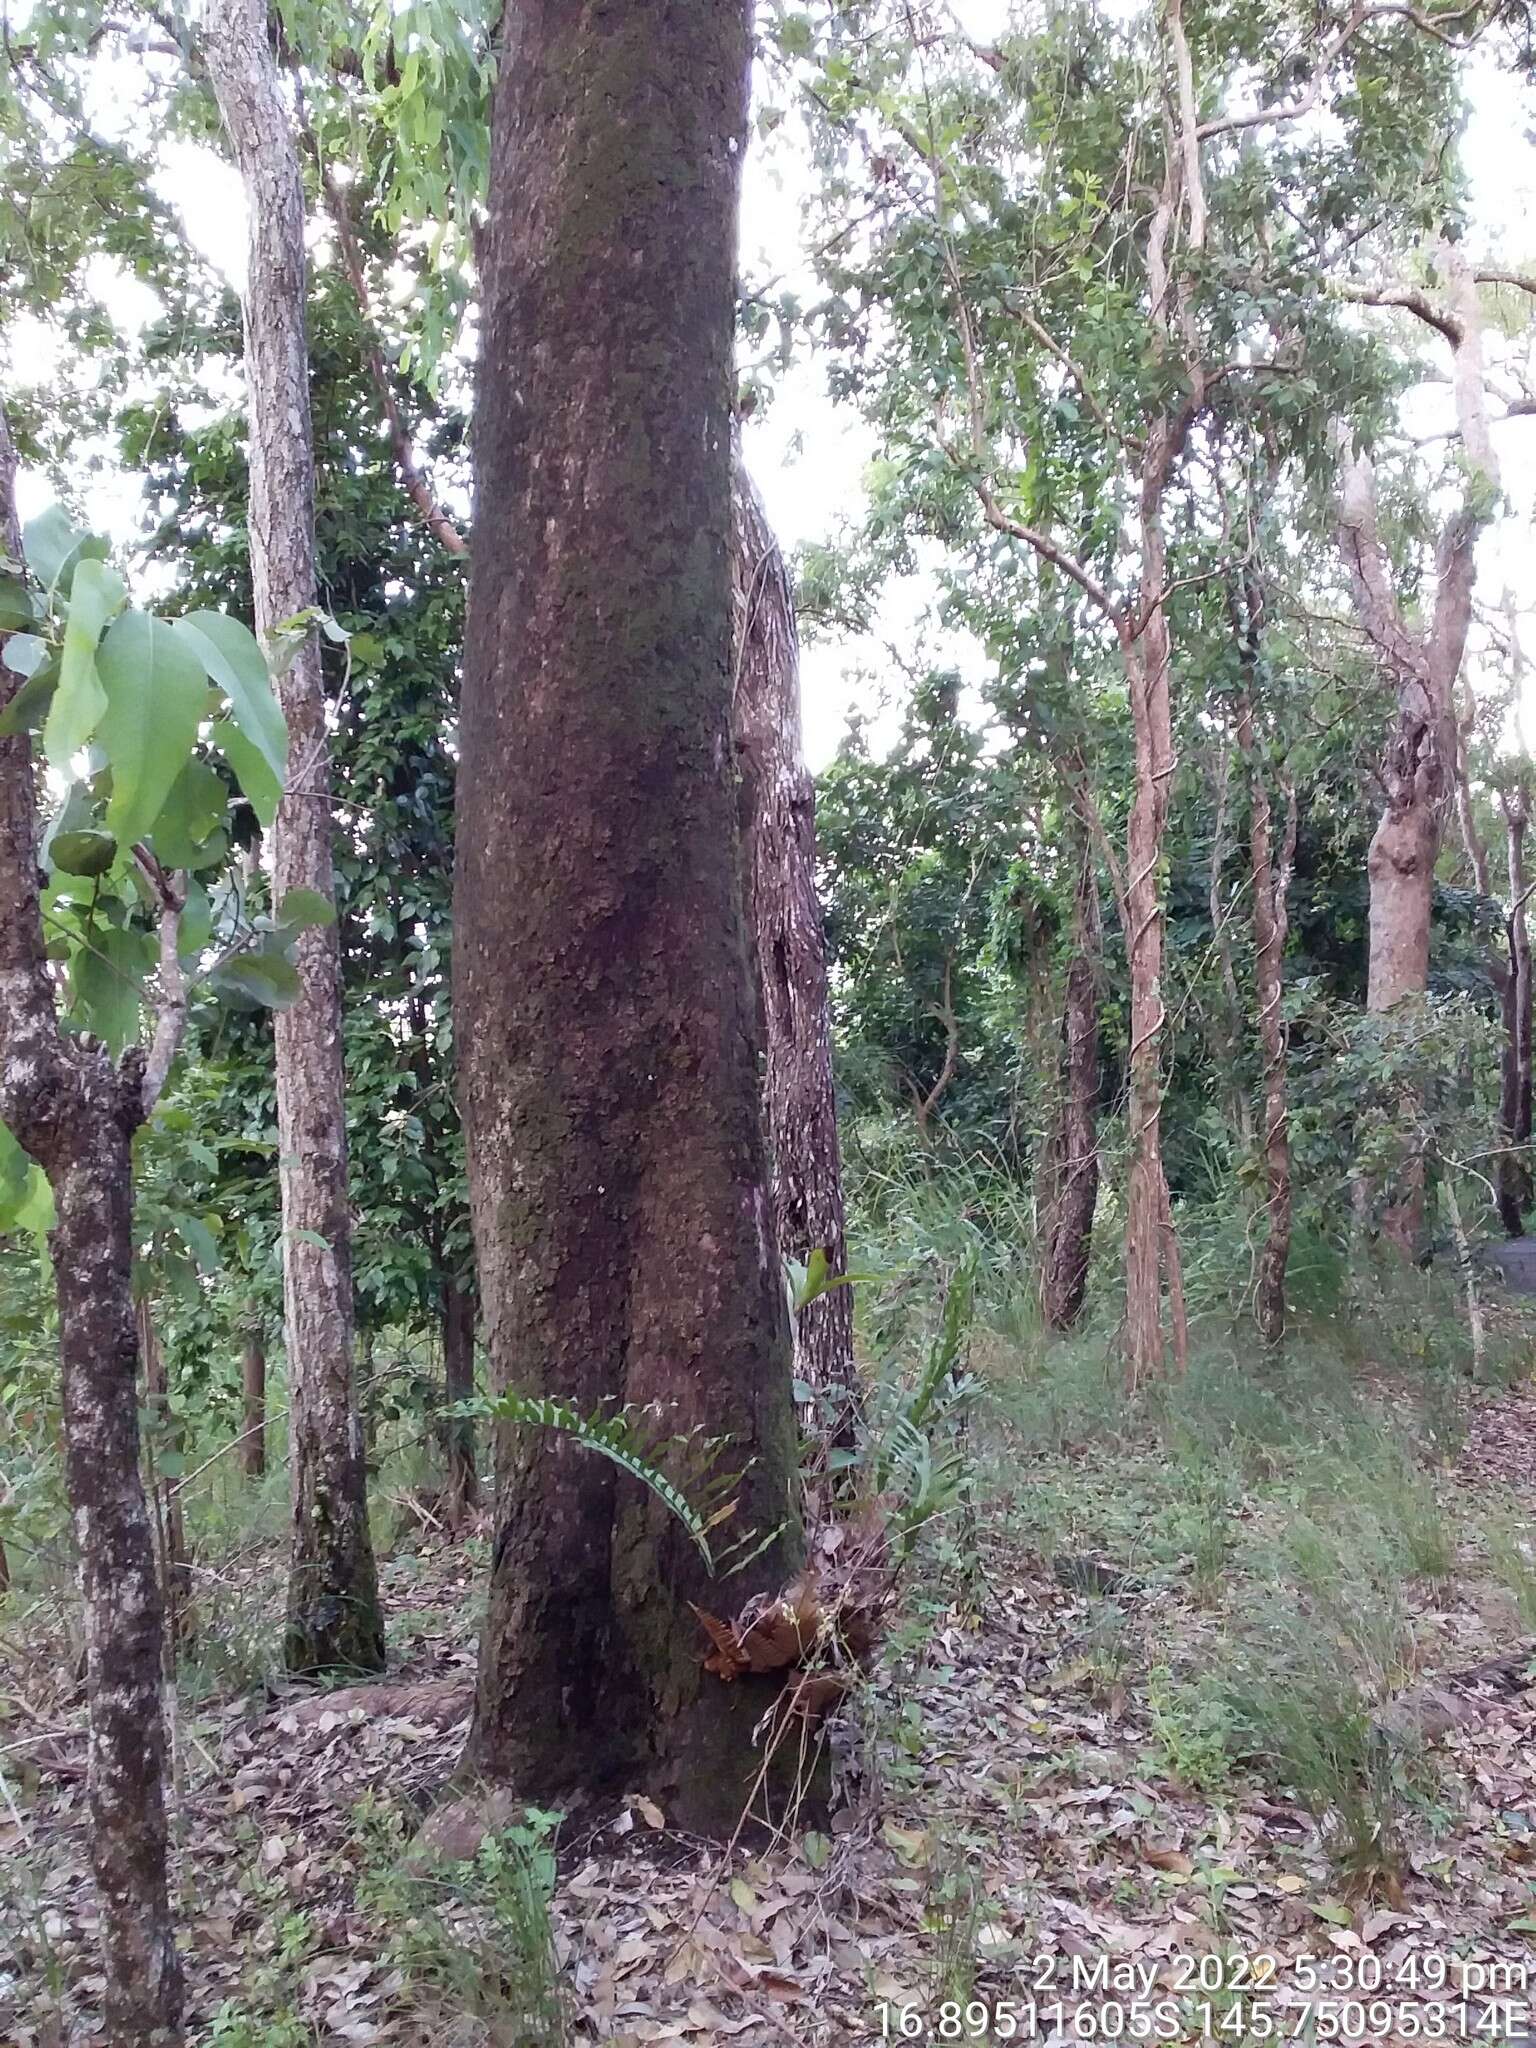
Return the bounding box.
[7,0,1536,2042]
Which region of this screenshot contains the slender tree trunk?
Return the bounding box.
[455,0,800,1834]
[1120,449,1189,1388]
[440,1276,478,1528]
[731,451,854,1417]
[204,0,383,1675]
[0,403,183,2040]
[138,1299,190,1628]
[240,1329,267,1478]
[1499,784,1532,1235]
[1041,818,1101,1332]
[1231,576,1297,1342]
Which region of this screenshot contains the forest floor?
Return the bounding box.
[6,1332,1536,2045]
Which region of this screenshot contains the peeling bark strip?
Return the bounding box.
[203,0,383,1674]
[0,407,183,2038]
[731,451,855,1421]
[455,0,801,1833]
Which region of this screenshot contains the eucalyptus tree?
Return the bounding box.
[454,0,802,1827]
[782,0,1459,1374]
[203,0,383,1672]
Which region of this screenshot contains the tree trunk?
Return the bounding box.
[1499,784,1532,1236]
[1041,819,1101,1332]
[1119,445,1188,1389]
[138,1299,190,1629]
[204,0,383,1676]
[1337,248,1495,1259]
[1231,578,1296,1343]
[441,1277,478,1529]
[454,0,800,1834]
[240,1328,266,1478]
[0,403,183,2040]
[730,451,855,1420]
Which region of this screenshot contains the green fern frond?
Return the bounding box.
[488,1392,721,1573]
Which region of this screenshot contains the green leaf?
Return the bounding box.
[213,715,281,829]
[97,610,209,844]
[43,558,125,769]
[151,759,226,868]
[175,612,287,782]
[68,924,155,1054]
[50,828,119,878]
[0,577,37,631]
[22,505,104,598]
[211,948,301,1009]
[3,632,47,677]
[276,887,335,929]
[0,657,59,738]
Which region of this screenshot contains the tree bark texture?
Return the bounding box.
[1499,783,1532,1236]
[441,1276,479,1527]
[240,1329,267,1479]
[1119,422,1190,1389]
[1041,817,1101,1332]
[1337,248,1496,1257]
[1232,575,1297,1343]
[454,0,801,1834]
[0,404,183,2040]
[204,0,383,1675]
[730,451,855,1417]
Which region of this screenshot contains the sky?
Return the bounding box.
[8,3,1536,770]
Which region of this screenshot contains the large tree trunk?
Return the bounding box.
[1041,819,1101,1332]
[1337,248,1495,1259]
[454,0,800,1835]
[240,1328,267,1478]
[730,451,854,1420]
[0,406,183,2039]
[440,1276,478,1529]
[1499,783,1532,1236]
[204,0,383,1676]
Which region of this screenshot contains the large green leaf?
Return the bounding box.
[151,758,227,869]
[213,715,281,830]
[22,505,102,597]
[0,577,37,631]
[175,612,287,782]
[211,947,301,1009]
[0,657,59,738]
[68,925,155,1054]
[43,558,124,770]
[2,632,47,677]
[97,610,209,845]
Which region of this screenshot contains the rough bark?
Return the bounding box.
[204,0,383,1675]
[731,452,854,1416]
[1119,407,1191,1388]
[441,1276,478,1528]
[1232,576,1297,1343]
[1337,247,1496,1257]
[0,403,183,2039]
[454,0,800,1835]
[1499,782,1532,1236]
[240,1328,266,1479]
[1041,817,1102,1332]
